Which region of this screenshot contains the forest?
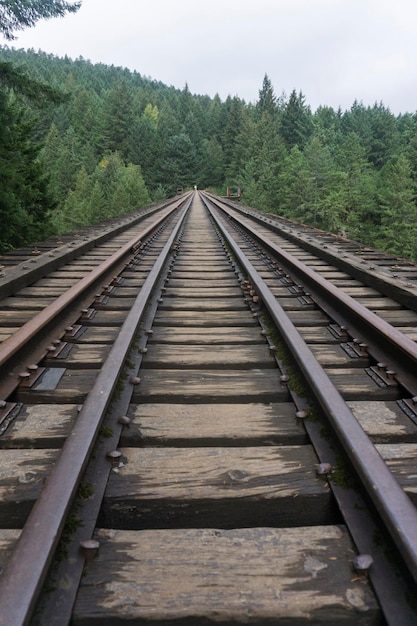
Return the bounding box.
[1,44,417,260]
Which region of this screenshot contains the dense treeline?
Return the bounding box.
[1,47,417,260]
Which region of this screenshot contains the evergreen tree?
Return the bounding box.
[280,89,313,150]
[0,91,55,251]
[368,103,399,169]
[161,133,197,191]
[225,106,256,183]
[55,165,92,231]
[335,132,377,237]
[88,179,108,222]
[256,74,277,118]
[376,155,417,259]
[200,138,224,188]
[237,158,261,206]
[0,0,80,40]
[110,163,151,214]
[2,43,417,261]
[223,96,245,180]
[235,107,286,212]
[313,105,343,151]
[303,135,339,227]
[130,108,160,188]
[277,146,311,218]
[101,81,133,158]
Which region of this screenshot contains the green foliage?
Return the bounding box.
[0,91,55,251]
[280,89,313,150]
[0,0,80,40]
[52,153,151,231]
[1,45,417,260]
[256,74,277,118]
[376,154,417,259]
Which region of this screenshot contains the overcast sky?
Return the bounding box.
[4,0,417,114]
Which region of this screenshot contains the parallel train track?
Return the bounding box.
[0,191,416,624]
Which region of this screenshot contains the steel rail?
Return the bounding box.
[206,194,417,389]
[0,199,191,626]
[0,199,178,300]
[204,191,417,311]
[0,199,184,372]
[206,200,417,588]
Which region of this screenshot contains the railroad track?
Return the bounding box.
[0,191,416,624]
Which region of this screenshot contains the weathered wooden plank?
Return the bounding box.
[376,443,417,502]
[110,277,146,288]
[73,526,379,625]
[121,402,307,446]
[0,327,19,342]
[143,345,275,369]
[100,446,335,528]
[16,287,65,297]
[373,310,417,326]
[348,401,417,443]
[48,271,91,279]
[16,368,98,404]
[66,326,120,343]
[297,326,342,343]
[310,344,369,368]
[395,327,417,341]
[165,278,239,287]
[134,369,289,402]
[337,287,382,297]
[0,529,20,574]
[45,344,111,367]
[325,368,401,400]
[169,271,233,280]
[173,261,230,269]
[158,297,248,311]
[95,297,136,310]
[0,310,34,325]
[28,278,78,288]
[156,286,243,298]
[354,297,403,310]
[105,286,143,298]
[330,279,368,288]
[0,403,77,448]
[121,270,156,280]
[311,271,354,280]
[153,311,258,327]
[149,327,263,344]
[1,294,55,313]
[82,310,129,326]
[267,297,319,311]
[0,449,58,526]
[284,310,330,326]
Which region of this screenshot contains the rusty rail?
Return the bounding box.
[206,193,417,394]
[0,199,184,376]
[205,197,417,591]
[0,200,191,626]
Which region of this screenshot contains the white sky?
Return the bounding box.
[4,0,417,114]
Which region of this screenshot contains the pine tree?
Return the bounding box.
[277,145,311,219]
[101,81,133,159]
[200,138,224,188]
[334,132,377,237]
[256,74,277,118]
[0,1,80,40]
[0,92,55,250]
[55,166,92,232]
[376,154,417,259]
[110,163,151,214]
[280,89,313,150]
[161,133,197,191]
[222,97,245,176]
